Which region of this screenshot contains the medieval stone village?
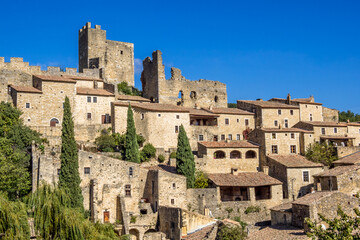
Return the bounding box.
[1,22,360,240]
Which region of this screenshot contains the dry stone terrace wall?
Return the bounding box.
[141,50,227,108]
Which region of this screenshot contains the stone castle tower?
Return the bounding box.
[79,22,134,86]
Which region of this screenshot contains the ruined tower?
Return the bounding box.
[79,22,134,86]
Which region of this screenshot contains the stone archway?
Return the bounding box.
[129,228,140,240]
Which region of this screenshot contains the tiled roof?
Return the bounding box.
[76,87,114,96]
[10,85,42,94]
[333,151,360,165]
[198,141,259,148]
[320,135,355,140]
[144,164,177,174]
[300,121,347,127]
[269,97,322,105]
[270,202,293,212]
[113,102,190,113]
[207,107,254,115]
[268,155,324,168]
[237,100,299,109]
[33,75,76,83]
[117,95,151,102]
[186,108,219,117]
[292,191,333,206]
[347,122,360,126]
[247,225,308,240]
[313,165,360,177]
[183,223,217,240]
[208,172,282,187]
[259,128,313,133]
[65,75,103,81]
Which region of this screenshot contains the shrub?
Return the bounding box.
[170,151,177,159]
[117,82,132,95]
[216,223,247,240]
[130,216,137,224]
[233,217,248,229]
[158,154,165,163]
[139,143,156,162]
[194,171,209,188]
[244,206,260,214]
[95,132,116,152]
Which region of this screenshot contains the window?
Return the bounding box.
[290,145,296,154]
[310,114,313,121]
[245,150,256,158]
[321,128,326,135]
[57,169,61,175]
[25,102,30,108]
[228,134,232,140]
[272,133,276,139]
[141,113,144,120]
[176,115,180,119]
[27,118,31,122]
[278,109,282,115]
[271,145,278,154]
[84,167,90,174]
[237,119,239,123]
[125,185,131,196]
[225,118,229,125]
[50,118,59,127]
[102,114,111,124]
[213,135,218,141]
[172,183,176,189]
[230,151,241,159]
[284,119,289,128]
[93,97,97,103]
[175,126,179,133]
[290,110,293,115]
[171,199,175,205]
[291,133,295,139]
[245,119,249,126]
[199,135,204,141]
[303,171,309,182]
[274,120,278,127]
[87,113,92,120]
[120,50,123,54]
[334,128,338,133]
[236,134,240,140]
[214,151,226,159]
[87,96,91,103]
[129,167,133,177]
[158,114,161,117]
[221,134,225,141]
[151,181,155,194]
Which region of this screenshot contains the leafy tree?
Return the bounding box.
[305,206,360,239]
[124,104,140,163]
[339,110,360,122]
[194,171,209,188]
[176,125,196,188]
[158,154,165,163]
[216,223,247,240]
[95,130,116,152]
[58,96,83,210]
[117,81,142,96]
[305,142,338,167]
[227,103,237,108]
[139,143,156,162]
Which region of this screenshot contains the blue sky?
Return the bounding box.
[1,0,360,112]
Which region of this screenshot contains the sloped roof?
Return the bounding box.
[208,172,282,187]
[259,128,313,133]
[186,108,219,117]
[144,164,177,174]
[113,102,190,113]
[237,100,299,109]
[313,165,360,177]
[183,223,217,240]
[76,87,114,96]
[207,107,254,115]
[66,75,103,82]
[333,151,360,165]
[117,95,151,102]
[198,141,259,148]
[300,121,347,127]
[10,85,42,94]
[268,155,323,168]
[247,225,308,240]
[270,202,293,212]
[33,75,76,83]
[292,191,334,206]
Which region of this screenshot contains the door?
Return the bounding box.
[104,211,110,223]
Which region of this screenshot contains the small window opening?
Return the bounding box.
[84,167,90,174]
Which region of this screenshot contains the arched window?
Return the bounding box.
[245,150,256,159]
[214,150,226,159]
[230,150,241,159]
[190,91,197,99]
[50,118,59,127]
[178,90,183,100]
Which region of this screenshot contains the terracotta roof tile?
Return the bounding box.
[65,75,103,81]
[33,75,76,83]
[247,225,308,240]
[76,87,114,96]
[313,165,360,177]
[320,135,355,140]
[237,100,300,109]
[113,102,190,113]
[10,85,42,94]
[333,151,360,165]
[186,108,219,117]
[183,223,216,240]
[259,128,313,133]
[298,121,347,127]
[269,97,322,105]
[198,141,259,148]
[117,95,151,102]
[292,191,334,206]
[270,202,293,212]
[144,164,177,174]
[207,107,254,115]
[268,155,324,168]
[208,172,282,187]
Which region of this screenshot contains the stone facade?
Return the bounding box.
[141,50,227,108]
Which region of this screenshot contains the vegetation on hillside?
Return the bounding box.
[117,81,142,96]
[305,141,338,167]
[216,223,247,240]
[194,171,209,188]
[125,104,140,163]
[227,103,237,108]
[339,110,360,122]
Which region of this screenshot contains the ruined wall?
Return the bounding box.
[322,107,339,122]
[141,50,227,108]
[79,22,134,86]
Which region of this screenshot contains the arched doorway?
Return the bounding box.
[214,150,226,159]
[129,228,140,240]
[245,150,256,159]
[50,118,59,127]
[230,150,241,159]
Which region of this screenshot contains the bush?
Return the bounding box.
[244,206,260,214]
[117,82,132,95]
[130,216,137,224]
[158,154,165,163]
[139,143,156,162]
[170,151,177,159]
[194,171,209,188]
[95,132,116,152]
[216,223,247,240]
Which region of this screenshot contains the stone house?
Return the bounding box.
[237,99,300,129]
[270,202,293,225]
[196,141,260,173]
[346,122,360,147]
[313,164,360,195]
[333,151,360,167]
[267,155,324,200]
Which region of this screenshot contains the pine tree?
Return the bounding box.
[58,96,83,210]
[124,104,140,163]
[176,125,195,188]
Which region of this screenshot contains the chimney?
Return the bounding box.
[231,168,239,175]
[262,166,269,175]
[309,95,314,103]
[286,93,291,104]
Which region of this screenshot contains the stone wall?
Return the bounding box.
[322,107,339,122]
[141,50,227,108]
[337,146,360,158]
[298,103,323,122]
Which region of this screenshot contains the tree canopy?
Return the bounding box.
[305,141,338,167]
[339,110,360,122]
[124,104,140,163]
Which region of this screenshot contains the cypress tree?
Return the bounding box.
[58,96,83,210]
[176,124,195,188]
[124,104,140,163]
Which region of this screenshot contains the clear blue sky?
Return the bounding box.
[1,0,360,112]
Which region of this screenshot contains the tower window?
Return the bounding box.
[25,102,30,108]
[87,113,92,120]
[84,167,90,174]
[93,97,97,103]
[87,96,91,103]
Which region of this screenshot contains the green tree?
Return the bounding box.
[176,125,195,188]
[339,110,360,122]
[216,223,247,240]
[227,103,237,108]
[305,142,338,167]
[95,129,116,152]
[305,206,360,239]
[58,96,83,210]
[139,143,156,162]
[194,171,209,188]
[124,104,140,163]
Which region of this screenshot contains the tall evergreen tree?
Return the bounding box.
[124,104,140,163]
[176,125,195,188]
[58,96,83,210]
